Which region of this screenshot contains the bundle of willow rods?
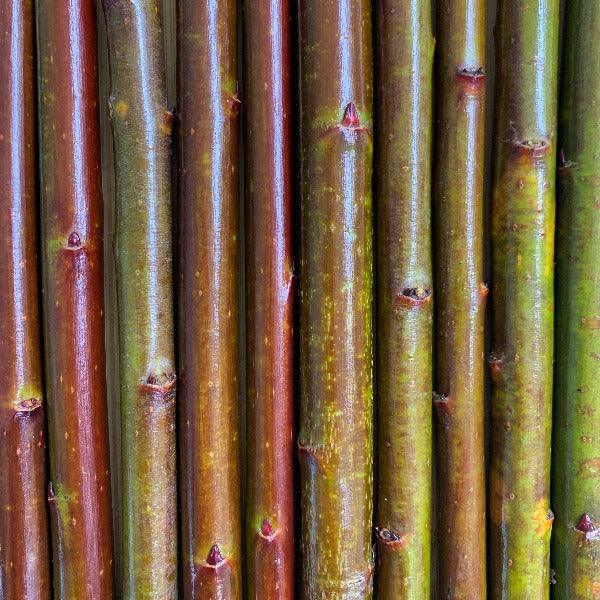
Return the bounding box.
[1,1,599,599]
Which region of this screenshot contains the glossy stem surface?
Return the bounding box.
[102,0,177,597]
[243,1,295,598]
[433,0,487,597]
[552,3,600,598]
[374,1,433,598]
[178,0,241,597]
[0,1,51,597]
[490,1,559,598]
[298,1,374,597]
[37,0,114,596]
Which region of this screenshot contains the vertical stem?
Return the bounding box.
[298,1,374,597]
[552,3,600,598]
[37,0,114,596]
[433,0,487,597]
[374,1,434,597]
[243,1,295,598]
[178,0,241,597]
[0,1,51,597]
[489,1,559,598]
[102,0,177,597]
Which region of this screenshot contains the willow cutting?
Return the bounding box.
[433,0,487,596]
[103,0,177,596]
[243,0,295,597]
[178,0,242,596]
[0,1,50,597]
[298,0,374,597]
[551,2,600,597]
[489,1,559,597]
[374,0,433,597]
[37,0,114,596]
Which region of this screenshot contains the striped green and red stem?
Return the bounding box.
[37,0,114,596]
[433,0,487,597]
[551,3,600,597]
[298,1,374,597]
[102,0,177,597]
[0,1,51,597]
[178,0,241,597]
[489,1,559,598]
[374,1,433,597]
[243,0,295,598]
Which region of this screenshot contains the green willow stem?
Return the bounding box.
[490,1,559,598]
[178,0,242,597]
[243,0,295,597]
[298,1,374,597]
[37,0,114,596]
[374,1,433,597]
[102,0,177,597]
[551,3,600,598]
[0,1,51,597]
[433,0,487,597]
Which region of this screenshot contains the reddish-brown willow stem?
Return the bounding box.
[0,1,51,597]
[298,1,374,597]
[375,1,433,596]
[433,0,487,597]
[37,0,114,596]
[243,1,295,598]
[178,0,242,597]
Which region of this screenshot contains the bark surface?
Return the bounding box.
[37,0,114,596]
[490,1,559,598]
[298,1,374,597]
[0,1,51,597]
[178,0,241,597]
[374,1,433,598]
[243,0,295,598]
[433,0,487,597]
[103,0,177,597]
[551,3,600,598]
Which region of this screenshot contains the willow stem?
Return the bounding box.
[102,0,177,597]
[551,3,600,597]
[298,1,375,597]
[37,0,114,596]
[0,1,51,597]
[374,1,434,597]
[243,0,295,598]
[433,0,487,596]
[178,0,242,597]
[489,1,559,597]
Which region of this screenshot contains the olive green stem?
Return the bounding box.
[551,3,600,598]
[102,0,177,597]
[489,1,559,598]
[374,1,433,597]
